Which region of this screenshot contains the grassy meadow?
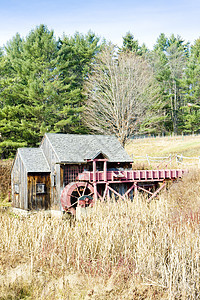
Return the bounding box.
[126,134,200,170]
[1,135,200,299]
[126,134,200,157]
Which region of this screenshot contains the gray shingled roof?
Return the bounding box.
[18,148,50,173]
[44,133,132,163]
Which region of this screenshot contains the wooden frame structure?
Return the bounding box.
[61,157,185,214]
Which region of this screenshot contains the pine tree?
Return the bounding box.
[0,26,102,157]
[54,31,101,133]
[150,34,189,134]
[181,39,200,133]
[121,32,149,56]
[0,25,62,157]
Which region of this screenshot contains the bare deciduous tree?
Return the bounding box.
[84,44,157,146]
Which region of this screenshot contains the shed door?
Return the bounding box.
[28,174,51,210]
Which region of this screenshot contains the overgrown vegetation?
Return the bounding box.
[0,173,200,299]
[1,136,200,298]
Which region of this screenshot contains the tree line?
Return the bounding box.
[0,25,200,157]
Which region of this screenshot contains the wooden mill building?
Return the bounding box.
[11,133,132,211]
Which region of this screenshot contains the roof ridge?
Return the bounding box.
[46,133,115,137]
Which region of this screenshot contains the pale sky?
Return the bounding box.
[1,0,200,49]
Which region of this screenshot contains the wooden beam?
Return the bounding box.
[124,183,136,197]
[137,185,154,195]
[107,185,125,200]
[102,183,108,201]
[147,183,166,203]
[97,191,103,201]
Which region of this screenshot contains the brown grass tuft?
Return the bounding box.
[0,159,12,204]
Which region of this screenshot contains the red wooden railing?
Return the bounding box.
[78,169,185,183]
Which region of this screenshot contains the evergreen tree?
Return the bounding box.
[0,25,61,157]
[55,31,101,133]
[181,39,200,133]
[150,34,189,134]
[121,32,149,56]
[122,32,140,52]
[0,26,102,157]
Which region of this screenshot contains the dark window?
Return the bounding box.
[64,165,84,186]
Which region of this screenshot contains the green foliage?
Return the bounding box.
[149,33,189,135]
[121,32,149,56]
[180,39,200,133]
[55,31,101,133]
[1,25,200,154]
[0,25,101,157]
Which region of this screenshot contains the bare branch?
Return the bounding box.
[84,45,157,146]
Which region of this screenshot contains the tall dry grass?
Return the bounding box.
[1,171,200,299]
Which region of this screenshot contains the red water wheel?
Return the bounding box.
[61,181,94,215]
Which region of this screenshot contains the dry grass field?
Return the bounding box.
[1,135,200,299]
[126,134,200,157]
[126,135,200,170]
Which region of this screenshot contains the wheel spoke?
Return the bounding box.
[75,184,81,197]
[82,182,88,196]
[87,192,94,196]
[68,200,78,208]
[68,194,79,199]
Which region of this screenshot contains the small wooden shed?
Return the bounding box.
[11,148,51,210]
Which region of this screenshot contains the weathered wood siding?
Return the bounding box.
[27,173,51,210]
[40,134,61,210]
[11,152,27,209]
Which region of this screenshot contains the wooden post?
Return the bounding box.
[134,182,138,204]
[104,160,107,182]
[107,185,125,200]
[134,182,138,197]
[124,183,135,197]
[93,183,97,201]
[146,154,150,165]
[93,160,96,183]
[147,182,166,203]
[93,160,97,201]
